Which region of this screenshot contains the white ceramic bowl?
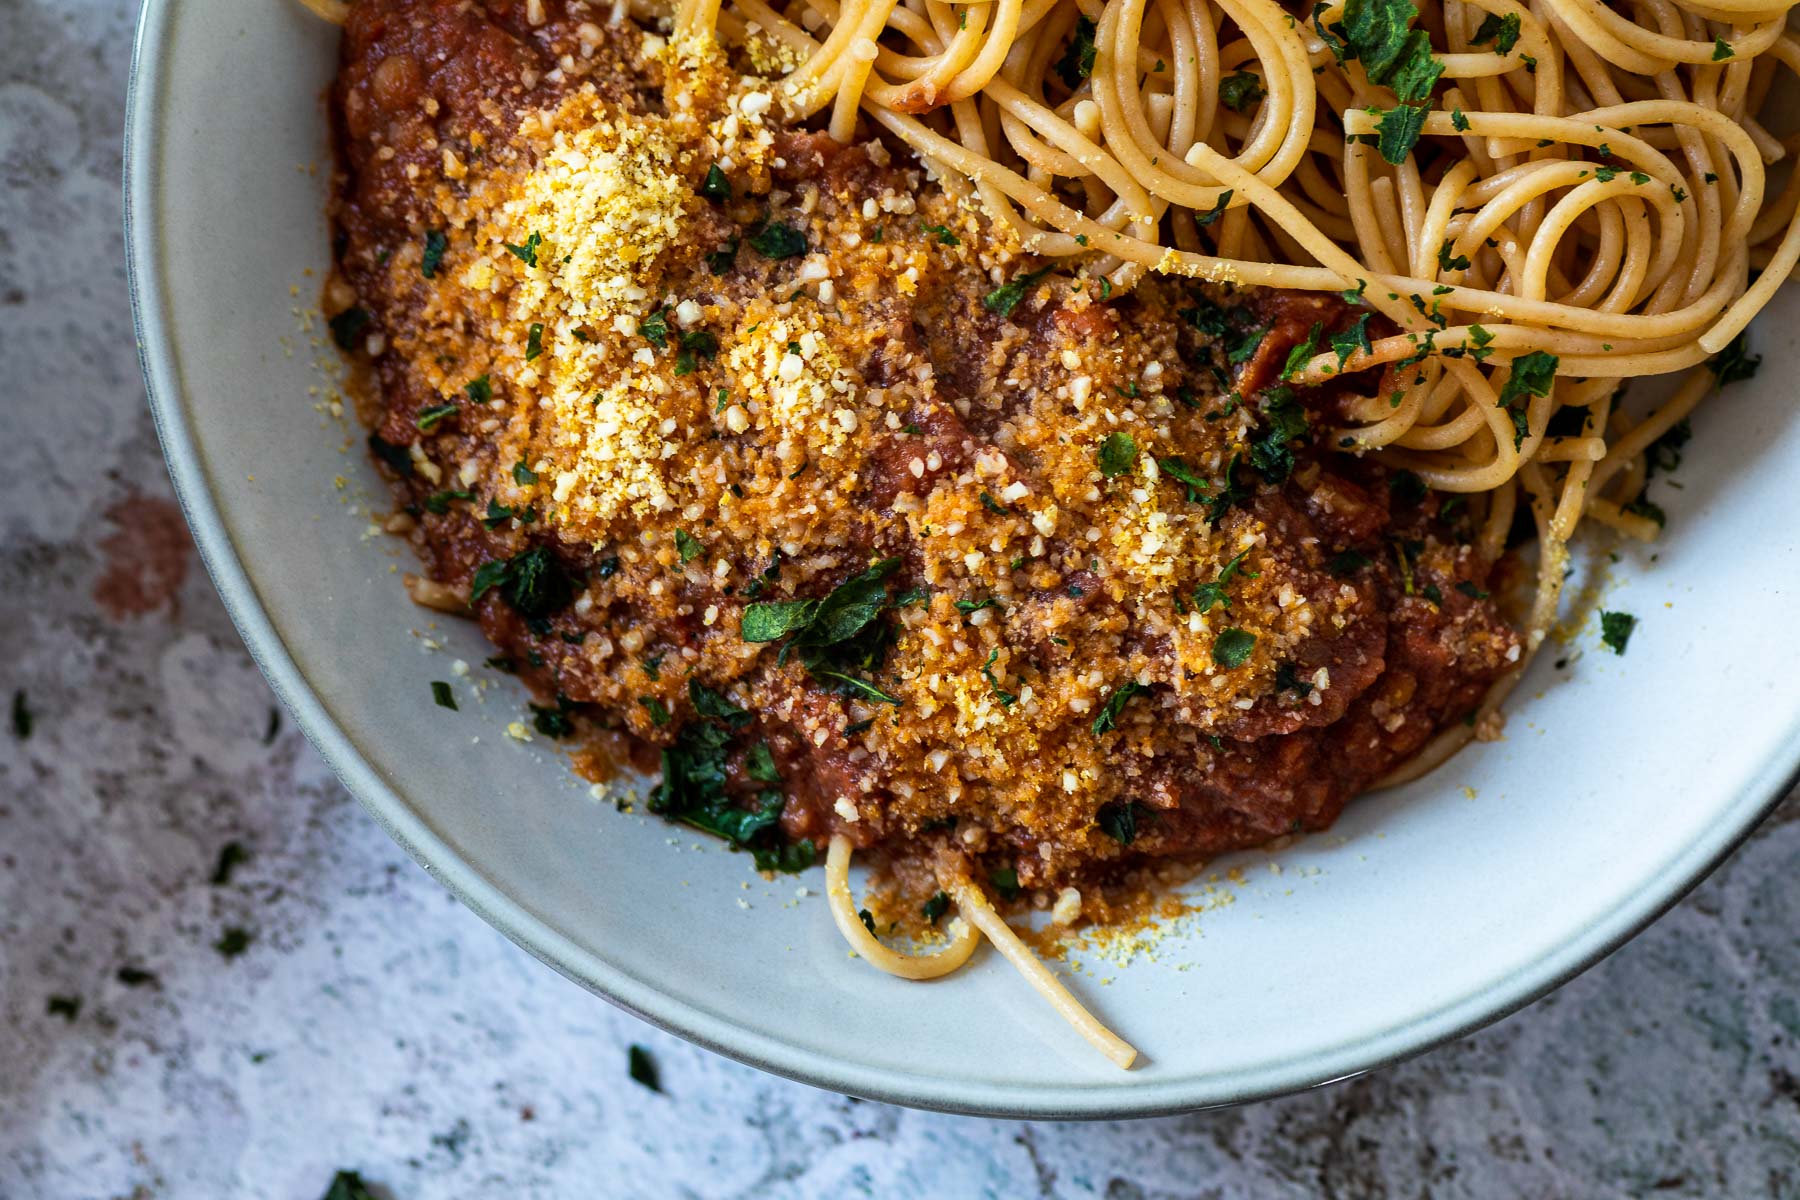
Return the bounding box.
[125,0,1800,1116]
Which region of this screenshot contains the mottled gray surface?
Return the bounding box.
[5,1,1800,1196]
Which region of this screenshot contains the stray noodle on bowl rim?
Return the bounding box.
[304,0,1791,1065]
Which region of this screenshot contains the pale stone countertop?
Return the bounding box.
[5,2,1800,1196]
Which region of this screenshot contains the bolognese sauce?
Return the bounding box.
[327,0,1518,925]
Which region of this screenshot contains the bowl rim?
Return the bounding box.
[123,0,1800,1119]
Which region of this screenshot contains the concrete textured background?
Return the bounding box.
[5,1,1800,1196]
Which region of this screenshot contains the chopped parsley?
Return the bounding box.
[1157,456,1211,503]
[531,697,578,738]
[1331,312,1374,367]
[503,231,542,267]
[1097,800,1153,846]
[430,681,457,710]
[469,545,576,618]
[639,697,672,727]
[1280,322,1325,380]
[1097,431,1139,478]
[366,432,413,477]
[1091,680,1146,736]
[415,403,458,433]
[524,322,544,361]
[922,891,951,923]
[701,162,731,201]
[1713,36,1734,60]
[322,1172,377,1200]
[628,1045,661,1092]
[1317,0,1444,164]
[990,867,1022,901]
[982,266,1052,318]
[1599,610,1637,655]
[922,223,960,245]
[1192,550,1258,613]
[1220,70,1266,112]
[11,690,30,740]
[674,529,705,563]
[463,374,492,404]
[210,841,250,886]
[420,229,448,278]
[1195,189,1233,227]
[1055,16,1098,87]
[1471,11,1521,53]
[749,221,808,259]
[739,559,908,704]
[214,927,253,959]
[980,648,1018,707]
[328,306,371,351]
[1249,388,1310,485]
[1497,351,1558,447]
[1212,628,1256,669]
[1710,330,1760,385]
[1328,549,1372,575]
[46,995,81,1022]
[675,330,719,376]
[639,308,671,348]
[706,235,739,276]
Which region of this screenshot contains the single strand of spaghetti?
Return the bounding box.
[943,876,1138,1069]
[1701,183,1800,350]
[824,836,981,979]
[295,0,349,21]
[830,36,881,141]
[1536,436,1609,462]
[1345,142,1404,275]
[1584,497,1665,540]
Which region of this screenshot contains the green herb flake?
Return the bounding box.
[1212,628,1257,669]
[701,162,732,201]
[1091,680,1146,736]
[676,330,719,376]
[322,1171,377,1200]
[415,402,459,433]
[504,231,542,267]
[1710,331,1760,384]
[10,690,30,740]
[922,223,960,246]
[980,648,1018,707]
[922,891,950,922]
[210,841,250,886]
[464,374,492,403]
[431,681,458,711]
[990,867,1022,901]
[982,267,1052,318]
[468,545,576,618]
[1327,549,1371,575]
[524,322,544,361]
[214,927,254,960]
[421,229,448,278]
[1055,16,1098,87]
[674,530,704,563]
[1097,431,1139,478]
[1471,11,1521,53]
[1280,322,1325,380]
[1713,36,1734,60]
[639,308,671,348]
[1599,610,1637,655]
[628,1044,662,1092]
[749,221,808,258]
[328,306,371,351]
[1220,70,1266,112]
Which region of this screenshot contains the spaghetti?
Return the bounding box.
[308,0,1794,1067]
